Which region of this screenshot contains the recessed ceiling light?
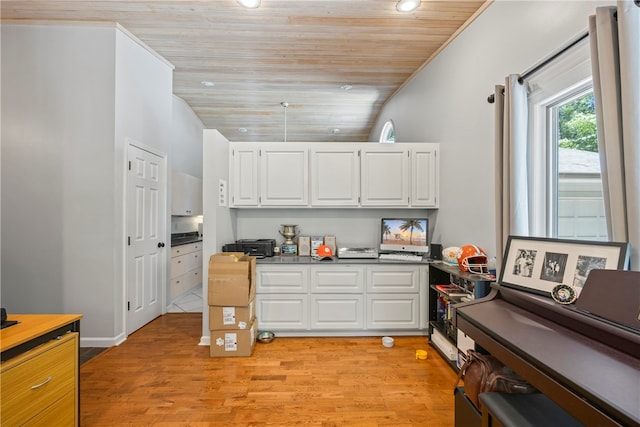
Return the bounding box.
[396,0,421,13]
[341,84,353,91]
[332,128,341,134]
[201,81,215,87]
[237,0,261,8]
[239,128,248,133]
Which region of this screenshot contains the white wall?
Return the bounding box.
[171,95,204,179]
[369,0,614,259]
[1,22,174,346]
[235,209,436,249]
[1,23,117,318]
[169,95,205,237]
[201,129,236,342]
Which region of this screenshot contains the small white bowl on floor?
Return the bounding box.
[382,336,394,348]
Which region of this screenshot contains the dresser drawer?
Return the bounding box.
[23,390,75,426]
[170,251,201,277]
[1,332,77,426]
[171,242,201,257]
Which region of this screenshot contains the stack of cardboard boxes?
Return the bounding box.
[208,253,257,357]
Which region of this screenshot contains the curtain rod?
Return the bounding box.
[487,31,589,104]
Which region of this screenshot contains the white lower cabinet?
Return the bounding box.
[311,294,364,329]
[257,294,309,330]
[366,294,420,329]
[170,242,202,301]
[256,262,427,334]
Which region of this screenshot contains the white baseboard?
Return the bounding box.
[80,332,126,348]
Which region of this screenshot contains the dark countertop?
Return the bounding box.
[171,232,202,247]
[256,255,432,265]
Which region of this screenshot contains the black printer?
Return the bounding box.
[222,239,276,257]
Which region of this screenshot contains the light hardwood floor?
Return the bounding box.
[80,313,457,426]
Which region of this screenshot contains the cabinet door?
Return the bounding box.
[230,144,260,206]
[256,265,309,293]
[310,145,360,206]
[411,145,439,208]
[311,294,364,329]
[360,146,410,206]
[256,294,309,330]
[260,144,309,206]
[366,265,420,293]
[310,265,364,293]
[366,294,420,329]
[171,172,202,215]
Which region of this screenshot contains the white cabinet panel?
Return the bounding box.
[310,294,364,329]
[170,242,201,257]
[170,251,201,277]
[260,145,309,206]
[257,265,309,293]
[366,294,419,329]
[411,145,439,208]
[360,147,409,207]
[230,145,260,206]
[171,172,202,215]
[310,146,360,206]
[170,242,202,301]
[310,265,364,293]
[257,294,309,330]
[366,265,420,293]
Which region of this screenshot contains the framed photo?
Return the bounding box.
[499,236,630,297]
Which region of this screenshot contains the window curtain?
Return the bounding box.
[494,75,529,269]
[589,1,640,269]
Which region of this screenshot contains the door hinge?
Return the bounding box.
[128,161,131,171]
[128,236,131,246]
[127,301,130,311]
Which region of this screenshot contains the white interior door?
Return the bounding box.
[126,143,167,335]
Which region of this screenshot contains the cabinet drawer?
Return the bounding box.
[1,332,77,426]
[171,242,201,257]
[310,265,364,293]
[170,267,202,300]
[366,266,420,293]
[23,389,75,426]
[256,266,309,293]
[171,251,201,277]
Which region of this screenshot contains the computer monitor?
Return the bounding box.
[379,218,429,255]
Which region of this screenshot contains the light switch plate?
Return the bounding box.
[218,179,227,206]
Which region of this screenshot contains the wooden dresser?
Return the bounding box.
[1,314,82,426]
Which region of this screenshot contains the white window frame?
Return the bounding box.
[379,119,395,143]
[526,37,593,237]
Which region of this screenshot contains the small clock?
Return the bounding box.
[551,284,577,305]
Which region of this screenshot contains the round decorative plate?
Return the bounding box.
[551,284,577,305]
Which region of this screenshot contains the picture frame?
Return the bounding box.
[499,236,630,297]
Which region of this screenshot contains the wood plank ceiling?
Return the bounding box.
[1,1,490,142]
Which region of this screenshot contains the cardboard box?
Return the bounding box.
[209,318,257,358]
[208,253,256,306]
[209,297,255,330]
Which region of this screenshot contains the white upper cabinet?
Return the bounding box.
[310,145,360,206]
[360,146,410,207]
[411,144,439,208]
[230,144,260,207]
[229,142,439,209]
[260,144,309,206]
[171,171,202,215]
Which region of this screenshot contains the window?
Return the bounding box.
[379,120,395,143]
[527,36,607,241]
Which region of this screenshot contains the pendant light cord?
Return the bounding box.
[281,101,288,142]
